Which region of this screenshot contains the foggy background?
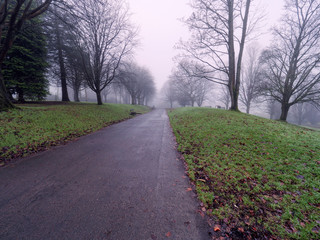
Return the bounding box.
[47,0,320,128]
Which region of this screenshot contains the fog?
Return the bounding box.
[48,0,319,128]
[127,0,284,90]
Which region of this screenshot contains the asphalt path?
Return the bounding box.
[0,109,211,240]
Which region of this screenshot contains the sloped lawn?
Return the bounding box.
[0,102,149,165]
[168,107,319,240]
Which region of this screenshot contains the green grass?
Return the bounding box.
[168,107,320,240]
[0,102,149,165]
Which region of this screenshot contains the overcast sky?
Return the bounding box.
[127,0,285,90]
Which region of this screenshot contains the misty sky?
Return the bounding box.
[127,0,285,90]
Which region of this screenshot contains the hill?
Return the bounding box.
[168,107,320,240]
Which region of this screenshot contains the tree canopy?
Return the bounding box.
[0,0,52,110]
[2,18,48,102]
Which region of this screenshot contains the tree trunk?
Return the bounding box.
[74,87,80,102]
[235,0,251,112]
[84,88,88,102]
[0,45,16,111]
[228,0,238,111]
[55,23,70,102]
[96,91,103,105]
[280,102,290,121]
[0,71,15,111]
[131,95,136,105]
[229,86,239,111]
[17,87,25,103]
[246,103,250,114]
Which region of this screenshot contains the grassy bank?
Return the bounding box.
[168,108,319,240]
[0,102,149,165]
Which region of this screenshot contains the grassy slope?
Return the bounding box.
[0,102,149,165]
[168,107,320,240]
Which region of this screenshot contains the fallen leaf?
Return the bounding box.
[165,232,171,237]
[238,227,244,233]
[214,225,221,232]
[198,210,205,218]
[186,187,192,192]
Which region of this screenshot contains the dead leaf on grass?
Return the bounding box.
[213,225,221,232]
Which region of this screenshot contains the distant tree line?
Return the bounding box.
[0,0,155,111]
[162,60,212,108]
[163,0,320,123]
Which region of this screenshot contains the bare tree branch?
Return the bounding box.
[260,0,320,121]
[176,0,260,111]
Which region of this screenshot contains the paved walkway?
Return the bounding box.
[0,109,211,240]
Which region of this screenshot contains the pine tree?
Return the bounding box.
[2,19,48,102]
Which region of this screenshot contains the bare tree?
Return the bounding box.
[302,103,320,126]
[290,103,307,125]
[140,76,156,106]
[170,60,212,107]
[178,0,261,111]
[0,0,53,111]
[266,99,281,120]
[45,4,77,102]
[260,0,320,121]
[239,44,262,113]
[112,81,129,104]
[161,80,177,108]
[101,84,112,103]
[118,63,156,105]
[64,44,87,102]
[288,102,320,127]
[72,0,137,105]
[218,85,231,109]
[195,79,209,107]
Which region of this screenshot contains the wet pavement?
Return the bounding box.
[0,109,211,240]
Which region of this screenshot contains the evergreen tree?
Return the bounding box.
[2,19,48,102]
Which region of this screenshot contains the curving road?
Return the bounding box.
[0,109,211,240]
